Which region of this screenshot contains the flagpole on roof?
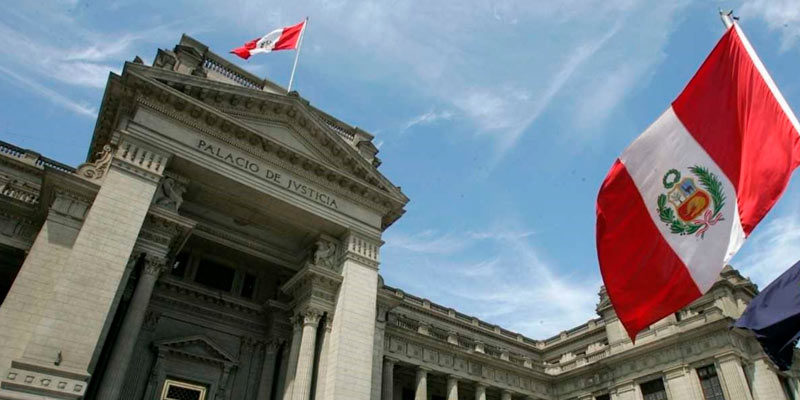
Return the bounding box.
[287,17,308,93]
[719,9,736,29]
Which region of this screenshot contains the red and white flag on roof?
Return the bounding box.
[230,19,306,60]
[596,22,800,340]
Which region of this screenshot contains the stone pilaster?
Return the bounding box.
[0,177,95,378]
[314,317,333,400]
[282,316,304,400]
[664,365,700,400]
[474,383,486,400]
[415,367,429,400]
[94,255,168,400]
[751,357,784,400]
[501,389,512,400]
[446,376,459,400]
[256,340,282,400]
[323,231,382,400]
[382,357,396,400]
[1,137,169,399]
[291,309,322,400]
[716,354,754,400]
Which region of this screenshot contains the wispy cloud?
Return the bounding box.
[740,0,800,52]
[736,209,800,289]
[0,65,96,117]
[382,225,598,338]
[404,109,454,131]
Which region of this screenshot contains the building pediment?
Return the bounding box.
[155,335,238,366]
[90,63,407,229]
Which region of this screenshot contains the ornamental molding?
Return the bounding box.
[111,136,169,183]
[384,333,551,397]
[74,144,114,182]
[155,335,239,367]
[110,68,406,228]
[281,263,343,314]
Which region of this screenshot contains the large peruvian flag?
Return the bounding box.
[230,19,306,60]
[597,23,800,340]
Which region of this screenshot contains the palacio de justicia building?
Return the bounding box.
[0,35,797,400]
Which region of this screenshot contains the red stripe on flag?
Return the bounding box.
[275,20,305,51]
[672,27,800,235]
[597,159,702,340]
[230,39,258,60]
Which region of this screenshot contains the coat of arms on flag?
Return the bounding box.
[657,166,725,238]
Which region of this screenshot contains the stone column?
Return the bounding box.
[382,357,396,400]
[751,358,784,400]
[95,255,167,399]
[717,354,754,400]
[282,316,304,400]
[501,389,512,400]
[415,367,429,400]
[664,365,700,400]
[446,376,459,400]
[474,383,486,400]
[291,310,322,400]
[314,316,333,400]
[256,340,282,400]
[323,232,382,400]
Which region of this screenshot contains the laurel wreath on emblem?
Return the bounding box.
[657,165,726,237]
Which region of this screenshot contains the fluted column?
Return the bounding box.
[415,367,429,400]
[446,376,459,400]
[501,389,512,400]
[291,310,323,400]
[282,316,304,400]
[314,316,333,400]
[95,255,167,400]
[382,357,396,400]
[256,340,282,400]
[664,365,700,400]
[475,383,486,400]
[717,354,754,400]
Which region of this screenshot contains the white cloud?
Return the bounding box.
[0,65,96,117]
[382,226,599,338]
[404,109,454,131]
[740,0,800,52]
[735,209,800,289]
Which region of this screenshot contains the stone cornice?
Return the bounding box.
[106,65,407,229]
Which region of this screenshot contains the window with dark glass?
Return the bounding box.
[595,394,610,400]
[640,378,667,400]
[171,252,189,278]
[698,364,725,400]
[241,273,257,299]
[194,259,235,292]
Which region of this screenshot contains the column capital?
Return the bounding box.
[298,308,323,326]
[384,356,398,366]
[715,351,744,364]
[474,381,488,389]
[142,255,169,276]
[447,374,459,382]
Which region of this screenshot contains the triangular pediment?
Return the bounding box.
[155,335,238,365]
[233,115,338,167]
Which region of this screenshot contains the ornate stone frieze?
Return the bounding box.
[136,206,196,260]
[75,144,114,181]
[281,264,342,315]
[342,231,381,268]
[0,177,39,204]
[142,255,169,277]
[3,360,90,400]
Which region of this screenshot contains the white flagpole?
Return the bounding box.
[287,17,308,93]
[719,9,735,29]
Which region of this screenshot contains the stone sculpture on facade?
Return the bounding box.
[313,238,337,270]
[152,176,187,211]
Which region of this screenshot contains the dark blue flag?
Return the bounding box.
[733,260,800,370]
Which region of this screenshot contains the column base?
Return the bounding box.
[0,360,89,399]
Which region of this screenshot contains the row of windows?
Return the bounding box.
[590,364,724,400]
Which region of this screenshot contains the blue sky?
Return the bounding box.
[1,0,799,339]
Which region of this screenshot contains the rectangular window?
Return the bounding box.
[241,273,257,299]
[640,378,668,400]
[161,379,206,400]
[596,394,611,400]
[194,258,235,292]
[697,365,725,400]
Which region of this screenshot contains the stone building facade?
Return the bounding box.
[0,35,797,400]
